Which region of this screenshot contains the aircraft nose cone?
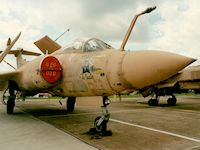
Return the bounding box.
[122,51,196,89]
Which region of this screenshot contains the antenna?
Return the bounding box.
[3,60,16,70]
[55,28,70,42]
[120,6,156,51]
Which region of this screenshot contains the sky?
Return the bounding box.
[0,0,200,71]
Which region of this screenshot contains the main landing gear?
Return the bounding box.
[167,95,177,106]
[7,83,16,114]
[66,97,76,111]
[148,94,177,106]
[148,95,159,106]
[93,96,112,136]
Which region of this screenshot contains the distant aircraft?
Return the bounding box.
[142,65,200,106]
[0,6,195,134]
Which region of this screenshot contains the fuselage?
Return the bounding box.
[12,46,195,97]
[13,49,125,96]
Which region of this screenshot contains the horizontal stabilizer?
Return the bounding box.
[10,50,41,56]
[34,35,61,54]
[0,49,41,56]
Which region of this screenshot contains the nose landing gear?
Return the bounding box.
[90,96,112,136]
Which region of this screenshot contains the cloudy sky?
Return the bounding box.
[0,0,199,71]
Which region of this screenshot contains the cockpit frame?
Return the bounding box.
[62,37,113,53]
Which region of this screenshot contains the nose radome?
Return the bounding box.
[122,50,196,89]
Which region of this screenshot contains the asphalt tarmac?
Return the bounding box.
[6,96,200,149]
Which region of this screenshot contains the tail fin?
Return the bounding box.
[0,48,41,68]
[0,32,21,62]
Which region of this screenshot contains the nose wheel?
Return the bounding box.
[92,96,112,136]
[94,116,108,135]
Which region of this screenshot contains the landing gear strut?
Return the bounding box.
[93,96,112,136]
[66,97,76,111]
[7,83,16,114]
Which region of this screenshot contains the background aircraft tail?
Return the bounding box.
[11,49,41,68]
[0,49,41,69]
[0,32,21,63]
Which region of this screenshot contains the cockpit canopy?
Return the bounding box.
[63,38,113,52]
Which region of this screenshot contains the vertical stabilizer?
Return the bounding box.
[14,48,27,68]
[0,32,21,62]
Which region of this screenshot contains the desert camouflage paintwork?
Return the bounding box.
[9,47,195,97]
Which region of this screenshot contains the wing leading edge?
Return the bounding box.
[0,71,19,90]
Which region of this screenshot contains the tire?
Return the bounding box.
[167,98,177,106]
[148,99,158,106]
[94,116,107,135]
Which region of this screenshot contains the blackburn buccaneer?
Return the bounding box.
[0,6,195,134]
[142,65,200,106]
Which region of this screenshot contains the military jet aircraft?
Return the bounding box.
[0,6,195,134]
[142,65,200,106]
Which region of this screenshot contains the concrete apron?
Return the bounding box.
[0,103,97,150]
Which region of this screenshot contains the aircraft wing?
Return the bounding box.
[0,50,41,56]
[155,65,200,90]
[0,71,19,90]
[178,65,200,81]
[139,68,194,97]
[18,50,41,56]
[155,73,181,89]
